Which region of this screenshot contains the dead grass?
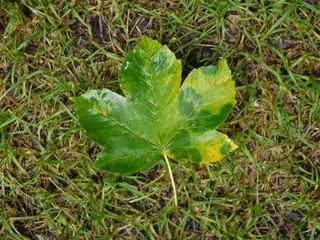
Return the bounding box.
[0,0,319,239]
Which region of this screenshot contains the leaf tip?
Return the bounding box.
[141,36,158,46]
[220,138,238,156]
[218,57,228,66]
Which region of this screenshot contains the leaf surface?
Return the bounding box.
[73,37,237,174]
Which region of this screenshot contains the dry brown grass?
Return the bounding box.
[1,0,319,239]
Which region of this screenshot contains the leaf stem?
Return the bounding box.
[162,151,178,207]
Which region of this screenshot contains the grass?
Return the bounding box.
[0,0,319,239]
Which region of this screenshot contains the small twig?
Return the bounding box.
[162,151,178,207]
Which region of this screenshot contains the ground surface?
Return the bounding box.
[0,0,319,239]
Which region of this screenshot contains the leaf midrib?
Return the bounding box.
[90,108,161,149]
[102,149,161,161]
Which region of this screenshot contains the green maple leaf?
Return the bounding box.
[73,37,237,174]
